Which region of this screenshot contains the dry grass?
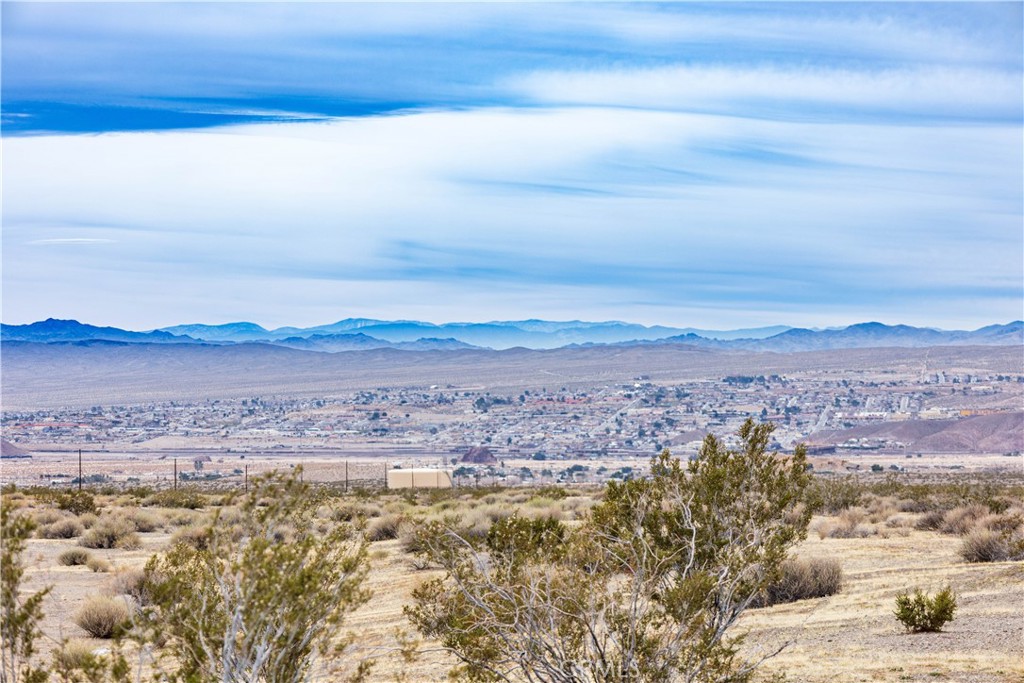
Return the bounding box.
[79,515,142,550]
[58,547,92,566]
[38,517,84,539]
[9,481,1023,683]
[86,556,112,573]
[74,596,131,638]
[52,639,100,671]
[940,504,990,535]
[761,557,844,606]
[107,568,152,605]
[959,529,1013,563]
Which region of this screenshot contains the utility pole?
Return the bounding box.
[344,461,349,493]
[244,464,249,493]
[173,459,178,491]
[78,449,83,491]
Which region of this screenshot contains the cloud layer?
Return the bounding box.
[2,3,1021,329]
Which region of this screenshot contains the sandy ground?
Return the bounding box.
[12,506,1023,683]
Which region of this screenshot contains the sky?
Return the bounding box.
[2,2,1022,331]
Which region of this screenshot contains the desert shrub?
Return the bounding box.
[74,596,130,638]
[38,518,84,539]
[915,509,946,531]
[144,488,203,510]
[366,513,403,542]
[940,504,989,535]
[1,499,50,683]
[884,514,914,529]
[866,496,900,524]
[164,510,200,527]
[107,568,151,605]
[409,420,812,683]
[169,524,213,551]
[78,513,98,529]
[32,509,63,526]
[51,637,132,683]
[761,557,843,606]
[958,529,1011,563]
[976,512,1024,534]
[52,638,97,672]
[144,472,370,683]
[58,548,92,566]
[826,508,875,538]
[86,556,111,573]
[56,490,98,516]
[530,485,568,501]
[894,586,956,632]
[806,475,862,514]
[126,509,162,533]
[79,515,141,550]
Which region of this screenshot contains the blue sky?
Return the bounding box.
[2,2,1021,330]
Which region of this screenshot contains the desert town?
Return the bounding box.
[4,363,1021,489]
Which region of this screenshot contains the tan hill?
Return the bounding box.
[1,439,31,457]
[817,412,1023,453]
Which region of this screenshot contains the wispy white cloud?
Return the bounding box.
[510,65,1022,121]
[1,3,1020,329]
[27,238,117,246]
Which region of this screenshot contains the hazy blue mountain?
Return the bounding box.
[1,318,194,344]
[152,319,791,348]
[157,321,270,341]
[6,319,1020,352]
[655,321,1024,351]
[267,333,481,352]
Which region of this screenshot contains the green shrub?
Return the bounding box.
[144,472,369,683]
[806,475,862,515]
[894,586,957,632]
[1,499,51,683]
[58,548,92,566]
[144,488,204,510]
[409,420,812,683]
[57,490,97,516]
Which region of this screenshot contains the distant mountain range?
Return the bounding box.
[2,318,1020,353]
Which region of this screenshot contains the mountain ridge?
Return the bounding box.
[2,318,1020,352]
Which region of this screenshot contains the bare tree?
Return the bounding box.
[408,419,811,683]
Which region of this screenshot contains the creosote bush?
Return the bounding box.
[894,586,957,633]
[74,596,131,639]
[57,490,98,516]
[408,419,811,683]
[2,499,50,683]
[143,488,204,510]
[143,471,371,683]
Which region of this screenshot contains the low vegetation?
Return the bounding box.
[760,557,843,606]
[894,587,957,633]
[73,596,131,639]
[2,434,1022,683]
